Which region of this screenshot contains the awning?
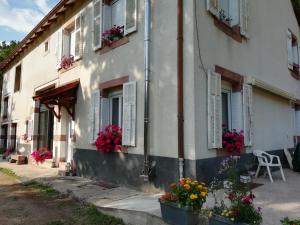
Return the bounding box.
[33,80,80,121]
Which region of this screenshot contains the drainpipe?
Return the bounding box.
[141,0,151,181]
[177,0,184,180]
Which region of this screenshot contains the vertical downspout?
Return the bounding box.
[141,0,151,181]
[177,0,184,179]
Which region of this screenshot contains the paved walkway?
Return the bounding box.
[1,158,300,225]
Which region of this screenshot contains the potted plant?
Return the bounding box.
[95,125,123,153]
[102,25,124,46]
[31,146,52,163]
[60,55,74,69]
[209,157,262,225]
[159,178,209,225]
[281,217,300,225]
[222,129,244,155]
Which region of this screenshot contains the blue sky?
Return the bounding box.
[0,0,59,43]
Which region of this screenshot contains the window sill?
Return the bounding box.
[214,17,243,43]
[290,68,300,80]
[97,37,129,55]
[58,60,80,74]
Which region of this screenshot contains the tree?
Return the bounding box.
[0,41,18,63]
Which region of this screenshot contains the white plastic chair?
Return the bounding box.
[253,150,286,183]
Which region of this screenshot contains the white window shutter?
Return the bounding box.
[75,11,84,60]
[100,97,110,130]
[62,31,70,56]
[243,84,253,146]
[89,90,100,143]
[93,0,103,49]
[56,29,63,69]
[122,81,137,146]
[206,0,218,16]
[125,0,137,35]
[27,120,33,141]
[208,70,222,149]
[229,0,239,27]
[287,30,294,70]
[240,0,249,37]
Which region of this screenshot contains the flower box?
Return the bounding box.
[210,215,248,225]
[159,201,201,225]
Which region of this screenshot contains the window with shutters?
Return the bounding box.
[93,0,137,51]
[2,96,9,119]
[14,64,21,93]
[108,91,123,127]
[287,29,300,77]
[206,0,249,41]
[57,11,83,70]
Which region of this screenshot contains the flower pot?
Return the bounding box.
[210,215,248,225]
[159,201,200,225]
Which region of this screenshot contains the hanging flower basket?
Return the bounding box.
[95,125,123,153]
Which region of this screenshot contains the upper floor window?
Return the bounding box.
[2,96,9,119]
[14,64,21,92]
[206,0,249,37]
[287,29,300,75]
[56,12,83,70]
[93,0,138,50]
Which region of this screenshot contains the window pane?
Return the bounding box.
[112,0,125,27]
[70,30,76,57]
[222,92,229,130]
[112,98,120,126]
[94,1,100,16]
[94,17,100,47]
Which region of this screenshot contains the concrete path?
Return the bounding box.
[253,169,300,225]
[1,158,300,225]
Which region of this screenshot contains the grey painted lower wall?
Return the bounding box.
[74,148,288,190]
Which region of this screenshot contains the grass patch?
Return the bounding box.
[76,204,125,225]
[27,181,59,197]
[0,167,18,178]
[46,221,66,225]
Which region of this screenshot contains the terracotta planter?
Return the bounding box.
[210,215,248,225]
[159,201,201,225]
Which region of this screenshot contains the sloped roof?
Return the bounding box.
[0,0,76,72]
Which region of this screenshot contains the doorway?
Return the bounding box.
[38,106,54,151]
[1,124,8,150]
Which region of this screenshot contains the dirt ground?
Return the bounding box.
[0,172,124,225]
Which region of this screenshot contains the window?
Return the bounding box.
[1,124,8,149]
[89,80,136,146]
[11,123,17,151]
[221,90,231,131]
[93,0,137,49]
[109,91,123,127]
[287,29,300,74]
[207,0,249,36]
[25,120,33,141]
[56,12,83,69]
[44,41,49,52]
[2,96,9,119]
[14,64,21,92]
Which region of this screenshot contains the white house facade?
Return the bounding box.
[0,0,299,189]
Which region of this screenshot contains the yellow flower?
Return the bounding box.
[209,211,213,218]
[231,218,235,221]
[197,185,203,189]
[190,194,198,200]
[184,184,190,190]
[200,191,207,197]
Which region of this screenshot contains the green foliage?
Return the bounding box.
[281,217,300,225]
[0,40,18,63]
[76,204,125,225]
[0,167,18,178]
[27,181,59,197]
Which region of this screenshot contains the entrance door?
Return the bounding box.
[1,124,8,150]
[38,108,54,151]
[11,123,17,152]
[66,118,74,163]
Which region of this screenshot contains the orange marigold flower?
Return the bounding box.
[184,184,190,190]
[170,182,177,189]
